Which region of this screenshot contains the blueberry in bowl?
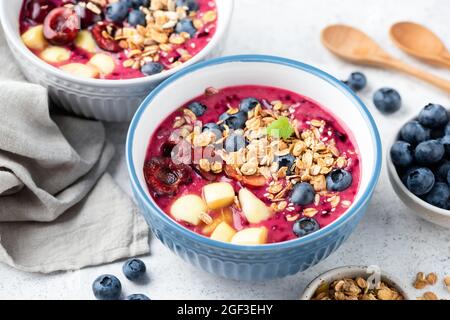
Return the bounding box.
[388,103,450,227]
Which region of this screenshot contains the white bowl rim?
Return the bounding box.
[126,54,383,251]
[299,265,411,300]
[387,124,450,217]
[0,0,234,87]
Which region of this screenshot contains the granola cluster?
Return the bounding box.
[312,277,404,300]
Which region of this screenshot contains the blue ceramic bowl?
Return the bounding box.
[126,55,382,281]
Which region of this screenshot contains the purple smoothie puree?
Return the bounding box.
[146,85,361,244]
[19,0,217,80]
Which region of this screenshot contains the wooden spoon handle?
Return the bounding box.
[383,57,450,93]
[438,52,450,68]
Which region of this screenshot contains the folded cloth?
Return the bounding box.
[0,27,149,273]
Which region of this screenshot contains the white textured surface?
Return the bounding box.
[1,0,449,300]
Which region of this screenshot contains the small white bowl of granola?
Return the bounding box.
[0,0,233,121]
[300,265,410,300]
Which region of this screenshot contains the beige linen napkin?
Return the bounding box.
[0,26,149,273]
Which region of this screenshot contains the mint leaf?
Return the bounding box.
[266,116,294,139]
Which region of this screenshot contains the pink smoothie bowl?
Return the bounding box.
[126,55,382,281]
[0,0,234,121]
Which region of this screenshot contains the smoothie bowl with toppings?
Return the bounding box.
[0,0,233,121]
[126,55,382,280]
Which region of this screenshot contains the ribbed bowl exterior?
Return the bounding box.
[134,189,369,281]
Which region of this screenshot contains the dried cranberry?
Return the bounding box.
[91,22,121,53]
[144,157,193,196]
[43,7,80,46]
[23,0,56,24]
[74,4,102,28]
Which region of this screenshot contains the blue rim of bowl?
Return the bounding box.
[126,54,383,251]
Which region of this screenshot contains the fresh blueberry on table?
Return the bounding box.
[187,101,207,117]
[418,103,448,129]
[275,154,296,175]
[219,111,248,130]
[414,140,445,165]
[128,9,146,26]
[390,141,414,167]
[202,123,222,139]
[425,183,450,210]
[440,135,450,155]
[239,97,260,112]
[106,1,129,22]
[405,167,435,196]
[141,62,164,76]
[224,133,246,152]
[126,294,151,300]
[290,182,315,206]
[175,18,197,38]
[373,88,402,114]
[343,72,367,92]
[326,169,353,192]
[123,258,147,281]
[92,274,122,300]
[176,0,199,11]
[400,121,430,145]
[293,217,320,238]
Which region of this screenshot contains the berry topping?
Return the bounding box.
[219,111,248,130]
[176,0,200,12]
[293,217,320,237]
[23,0,56,24]
[43,7,80,46]
[141,62,164,76]
[74,3,102,28]
[175,18,197,37]
[91,22,122,52]
[275,154,296,175]
[326,169,353,192]
[105,1,129,23]
[373,88,402,114]
[128,9,146,26]
[144,157,193,196]
[290,182,315,206]
[122,258,146,281]
[239,97,260,112]
[92,275,122,300]
[187,101,207,117]
[224,133,247,152]
[202,123,222,139]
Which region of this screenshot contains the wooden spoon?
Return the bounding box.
[390,22,450,69]
[321,24,450,93]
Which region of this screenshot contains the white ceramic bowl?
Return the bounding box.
[300,265,410,300]
[0,0,233,121]
[387,126,450,229]
[126,55,382,280]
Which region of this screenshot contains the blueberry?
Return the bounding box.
[275,154,296,175]
[344,72,367,92]
[202,123,222,139]
[326,169,353,192]
[224,134,246,152]
[418,103,448,128]
[400,121,430,145]
[425,182,450,210]
[436,161,450,182]
[175,18,196,38]
[123,258,146,281]
[293,217,320,237]
[445,122,450,136]
[176,0,199,11]
[141,62,164,76]
[219,111,247,130]
[187,101,207,117]
[448,170,450,186]
[126,294,151,300]
[390,141,413,167]
[106,1,129,22]
[414,140,444,165]
[128,9,146,26]
[440,135,450,156]
[92,274,122,300]
[290,182,315,205]
[373,88,402,114]
[239,97,260,112]
[127,0,150,8]
[405,167,435,195]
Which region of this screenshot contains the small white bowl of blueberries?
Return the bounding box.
[387,103,450,228]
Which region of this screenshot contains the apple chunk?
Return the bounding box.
[238,188,272,223]
[170,194,207,226]
[41,46,71,63]
[21,25,47,50]
[75,30,97,53]
[60,63,99,79]
[202,182,235,210]
[210,222,236,242]
[88,53,116,75]
[231,227,268,245]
